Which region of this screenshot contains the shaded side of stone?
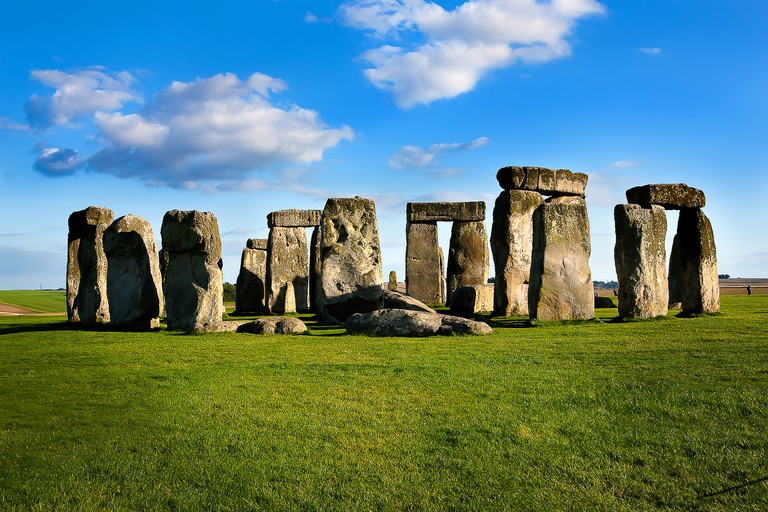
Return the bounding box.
[490,190,543,316]
[267,209,322,228]
[309,226,321,313]
[406,201,486,222]
[613,204,668,319]
[235,245,267,313]
[67,206,114,324]
[319,197,384,323]
[160,210,224,331]
[103,214,163,330]
[382,289,436,313]
[496,166,588,197]
[677,208,720,314]
[266,226,309,314]
[405,221,443,304]
[529,199,594,321]
[626,184,705,210]
[668,234,683,305]
[449,284,494,318]
[446,221,489,301]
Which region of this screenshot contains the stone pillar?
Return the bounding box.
[405,221,442,304]
[67,206,114,324]
[528,198,594,321]
[160,210,224,331]
[446,221,489,301]
[103,214,163,330]
[319,197,383,323]
[266,227,309,314]
[613,204,668,319]
[235,238,267,313]
[388,271,398,291]
[677,208,720,314]
[309,226,321,313]
[490,190,543,316]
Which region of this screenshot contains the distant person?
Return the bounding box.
[613,288,619,296]
[747,284,752,296]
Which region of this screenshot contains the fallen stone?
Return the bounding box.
[595,296,617,309]
[449,284,494,318]
[677,208,720,314]
[381,289,435,313]
[496,166,588,197]
[446,221,489,300]
[626,184,705,210]
[238,317,308,334]
[344,309,492,337]
[236,239,267,313]
[614,204,669,319]
[405,221,443,304]
[266,226,309,314]
[266,209,322,228]
[406,202,486,222]
[103,214,163,330]
[67,206,114,324]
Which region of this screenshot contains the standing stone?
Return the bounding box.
[446,221,489,301]
[103,214,163,330]
[388,271,399,291]
[677,208,720,314]
[439,247,446,303]
[309,227,321,312]
[266,227,309,314]
[319,197,383,323]
[529,199,594,321]
[235,238,267,313]
[491,190,544,316]
[67,206,114,324]
[160,210,224,331]
[667,234,683,308]
[613,204,668,319]
[405,221,443,304]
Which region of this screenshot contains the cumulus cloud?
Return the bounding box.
[341,0,605,107]
[33,147,85,176]
[25,68,142,128]
[388,136,488,176]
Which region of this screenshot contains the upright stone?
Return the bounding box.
[319,197,384,323]
[103,214,163,330]
[677,208,720,314]
[613,204,668,319]
[266,227,309,314]
[529,199,594,321]
[309,227,321,313]
[491,190,543,316]
[405,221,443,304]
[161,210,224,331]
[67,206,114,324]
[235,238,267,313]
[667,234,683,307]
[388,271,399,291]
[446,221,489,300]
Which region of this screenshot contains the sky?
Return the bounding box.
[1,0,766,290]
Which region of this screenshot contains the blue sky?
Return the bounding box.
[1,0,766,290]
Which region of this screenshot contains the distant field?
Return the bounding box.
[0,290,66,313]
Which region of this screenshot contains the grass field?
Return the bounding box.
[0,295,766,510]
[0,290,66,313]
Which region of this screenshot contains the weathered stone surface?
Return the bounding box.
[388,271,398,291]
[496,166,588,197]
[382,289,436,313]
[626,184,705,210]
[161,210,224,331]
[614,204,669,319]
[446,221,489,300]
[407,202,486,222]
[677,208,720,314]
[668,234,683,305]
[319,197,383,323]
[267,209,322,228]
[235,240,267,313]
[344,309,492,337]
[238,317,307,334]
[103,215,163,330]
[67,206,114,324]
[449,284,494,318]
[491,190,543,316]
[595,296,617,309]
[309,227,321,313]
[529,199,594,321]
[405,221,443,304]
[266,227,309,314]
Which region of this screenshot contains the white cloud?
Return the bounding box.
[341,0,605,107]
[305,11,319,23]
[0,117,30,131]
[25,68,142,128]
[33,147,85,176]
[388,136,488,175]
[640,47,663,55]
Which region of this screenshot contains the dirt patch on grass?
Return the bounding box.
[0,303,66,316]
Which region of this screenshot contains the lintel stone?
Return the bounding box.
[496,166,588,197]
[267,209,322,228]
[247,238,268,250]
[406,201,486,222]
[626,184,705,210]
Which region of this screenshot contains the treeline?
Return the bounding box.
[593,281,619,290]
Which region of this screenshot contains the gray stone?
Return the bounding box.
[344,309,492,337]
[266,227,309,314]
[160,210,224,332]
[266,209,322,228]
[595,296,617,309]
[405,221,443,304]
[67,206,114,324]
[235,240,267,313]
[626,184,705,210]
[103,215,163,330]
[388,271,398,291]
[446,221,489,300]
[406,201,486,222]
[668,234,683,305]
[319,197,384,323]
[382,289,436,313]
[677,208,720,314]
[309,227,321,313]
[237,317,307,334]
[449,284,494,318]
[491,190,543,316]
[529,199,594,321]
[614,204,669,319]
[496,166,588,197]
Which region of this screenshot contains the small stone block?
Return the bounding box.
[246,238,268,250]
[267,209,322,228]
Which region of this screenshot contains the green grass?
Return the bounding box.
[0,296,767,510]
[0,290,66,313]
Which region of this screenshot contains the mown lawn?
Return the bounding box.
[0,296,766,511]
[0,290,66,313]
